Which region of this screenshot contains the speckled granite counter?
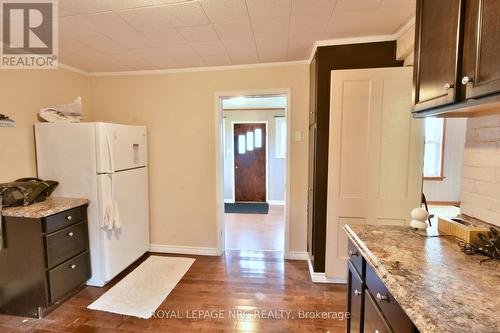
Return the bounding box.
[2,197,89,218]
[344,224,500,333]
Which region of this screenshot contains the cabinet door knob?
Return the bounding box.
[348,249,358,257]
[354,289,362,296]
[443,83,454,90]
[66,215,72,221]
[461,76,473,85]
[67,232,74,237]
[376,293,389,302]
[70,264,77,269]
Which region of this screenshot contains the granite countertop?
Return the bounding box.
[2,197,89,218]
[345,224,500,333]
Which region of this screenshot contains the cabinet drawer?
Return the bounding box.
[366,264,414,333]
[45,221,88,269]
[348,239,364,278]
[48,251,90,304]
[43,205,87,234]
[347,262,364,333]
[364,290,393,333]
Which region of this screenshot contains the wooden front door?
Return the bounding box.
[234,123,266,202]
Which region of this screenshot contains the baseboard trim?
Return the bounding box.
[285,251,309,260]
[307,258,346,284]
[268,200,285,205]
[150,244,219,256]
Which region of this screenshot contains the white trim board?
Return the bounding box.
[285,251,309,260]
[150,244,218,256]
[268,200,285,205]
[307,259,346,284]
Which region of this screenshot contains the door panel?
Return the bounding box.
[413,0,464,111]
[326,68,424,281]
[96,123,148,173]
[463,0,500,99]
[234,123,267,202]
[98,167,150,283]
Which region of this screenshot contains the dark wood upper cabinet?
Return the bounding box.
[462,0,500,99]
[413,0,500,116]
[413,0,465,112]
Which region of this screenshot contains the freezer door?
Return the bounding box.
[96,123,148,173]
[97,167,150,283]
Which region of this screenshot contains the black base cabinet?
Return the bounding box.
[0,205,90,318]
[346,239,419,333]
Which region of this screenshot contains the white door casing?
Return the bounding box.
[325,67,424,281]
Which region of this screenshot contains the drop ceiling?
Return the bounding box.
[7,0,416,72]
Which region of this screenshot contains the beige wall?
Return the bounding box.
[461,114,500,226]
[89,65,310,252]
[0,69,90,183]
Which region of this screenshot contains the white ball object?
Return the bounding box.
[411,207,429,221]
[410,207,429,230]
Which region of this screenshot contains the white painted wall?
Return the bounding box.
[423,118,467,202]
[223,109,286,203]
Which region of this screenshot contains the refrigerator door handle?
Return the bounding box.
[104,131,115,174]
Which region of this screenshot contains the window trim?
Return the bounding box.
[423,119,446,181]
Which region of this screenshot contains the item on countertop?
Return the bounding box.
[39,96,83,122]
[459,227,500,261]
[438,216,490,243]
[0,178,58,208]
[410,207,429,230]
[0,114,15,127]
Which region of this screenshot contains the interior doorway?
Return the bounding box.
[215,92,290,254]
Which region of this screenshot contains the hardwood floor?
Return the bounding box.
[225,205,285,251]
[0,251,347,333]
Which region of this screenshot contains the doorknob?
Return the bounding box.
[235,166,238,169]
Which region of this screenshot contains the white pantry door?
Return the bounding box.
[325,67,424,281]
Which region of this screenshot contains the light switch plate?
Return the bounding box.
[294,130,302,142]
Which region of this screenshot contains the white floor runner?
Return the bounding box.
[87,256,195,319]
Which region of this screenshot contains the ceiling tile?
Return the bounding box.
[289,13,331,35]
[246,0,292,19]
[251,17,289,38]
[229,52,260,64]
[117,6,172,31]
[77,35,127,52]
[125,47,170,60]
[59,16,103,38]
[325,9,373,38]
[202,53,232,66]
[191,41,228,56]
[291,0,337,15]
[178,24,219,43]
[214,21,254,41]
[334,0,381,12]
[287,46,311,60]
[199,0,249,23]
[83,12,135,35]
[223,39,258,54]
[59,0,112,15]
[255,37,288,61]
[152,57,178,69]
[106,31,156,49]
[143,28,187,45]
[163,2,210,27]
[104,0,163,10]
[361,4,414,35]
[162,43,198,58]
[173,56,206,67]
[59,38,97,54]
[288,32,322,52]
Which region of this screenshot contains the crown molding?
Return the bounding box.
[58,62,89,76]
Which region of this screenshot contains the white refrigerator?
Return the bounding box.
[35,122,150,287]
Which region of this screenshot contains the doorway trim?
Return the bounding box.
[214,89,292,257]
[230,121,269,203]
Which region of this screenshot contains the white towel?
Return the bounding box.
[104,201,121,230]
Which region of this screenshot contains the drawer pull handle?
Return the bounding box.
[443,82,454,90]
[66,215,72,221]
[348,250,358,257]
[354,289,362,296]
[70,264,77,269]
[67,232,74,237]
[461,76,473,85]
[376,293,389,302]
[375,330,380,333]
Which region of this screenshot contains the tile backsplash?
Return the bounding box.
[461,114,500,227]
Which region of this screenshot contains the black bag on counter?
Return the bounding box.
[0,178,58,208]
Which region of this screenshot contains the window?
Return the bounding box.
[423,118,445,179]
[275,117,286,158]
[246,131,254,151]
[238,134,246,154]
